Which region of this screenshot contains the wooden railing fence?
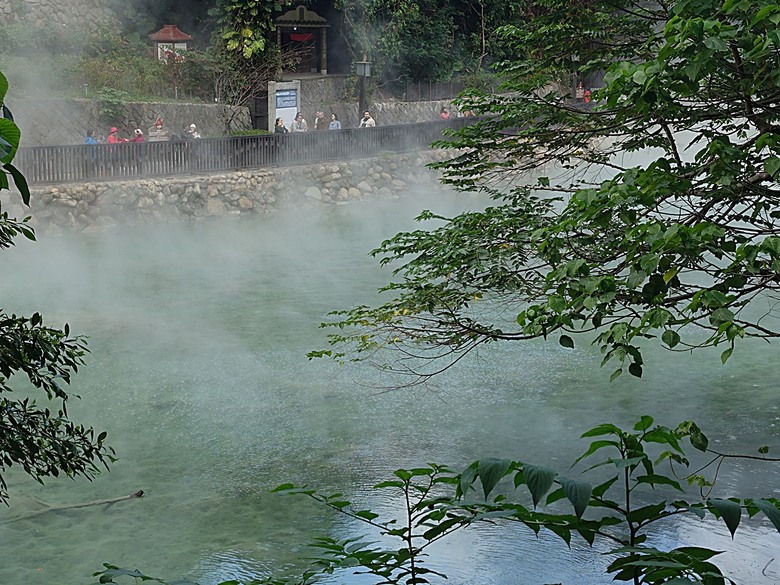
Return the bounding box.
[15,118,473,185]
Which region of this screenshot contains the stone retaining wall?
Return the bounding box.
[1,151,454,233]
[9,98,251,147]
[0,0,113,28]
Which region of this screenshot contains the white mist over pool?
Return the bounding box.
[0,190,778,585]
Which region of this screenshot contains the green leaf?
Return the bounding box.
[632,69,648,84]
[753,499,780,534]
[559,334,574,348]
[558,476,592,518]
[0,71,7,103]
[422,516,463,541]
[523,464,557,508]
[635,474,683,491]
[673,501,706,519]
[6,163,29,204]
[613,456,645,470]
[0,117,20,164]
[709,308,734,326]
[355,509,380,521]
[765,156,780,178]
[478,458,512,499]
[625,502,668,525]
[581,423,621,438]
[592,476,619,498]
[458,462,479,497]
[574,439,620,465]
[661,329,680,348]
[709,498,742,537]
[689,428,709,452]
[674,546,724,562]
[374,480,405,489]
[703,36,728,51]
[633,416,654,431]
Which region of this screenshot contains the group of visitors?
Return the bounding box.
[87,104,465,144]
[439,105,475,119]
[84,118,201,145]
[273,110,376,133]
[85,127,144,145]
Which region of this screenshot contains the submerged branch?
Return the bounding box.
[2,490,144,524]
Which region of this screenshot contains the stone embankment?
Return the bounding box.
[0,0,113,28]
[7,151,454,232]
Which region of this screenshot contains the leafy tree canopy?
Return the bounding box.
[212,0,299,59]
[311,0,780,384]
[109,0,297,59]
[334,0,526,82]
[0,71,114,503]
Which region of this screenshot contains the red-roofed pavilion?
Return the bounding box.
[149,24,193,61]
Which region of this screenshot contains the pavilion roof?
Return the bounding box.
[149,24,193,42]
[275,5,328,27]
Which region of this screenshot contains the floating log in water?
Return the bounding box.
[2,490,144,524]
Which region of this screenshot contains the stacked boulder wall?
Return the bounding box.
[0,0,114,28]
[1,151,455,232]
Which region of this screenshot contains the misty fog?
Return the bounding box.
[0,183,778,584]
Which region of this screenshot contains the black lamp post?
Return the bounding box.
[355,60,371,119]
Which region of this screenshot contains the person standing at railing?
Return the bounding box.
[291,112,308,132]
[107,127,121,144]
[128,128,145,175]
[328,113,341,130]
[313,110,327,131]
[274,117,289,133]
[359,111,376,128]
[148,118,171,142]
[105,127,124,175]
[83,130,99,178]
[439,106,450,120]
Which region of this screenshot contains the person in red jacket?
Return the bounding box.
[129,128,144,142]
[107,127,121,144]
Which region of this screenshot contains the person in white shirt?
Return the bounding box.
[291,112,308,132]
[359,111,376,128]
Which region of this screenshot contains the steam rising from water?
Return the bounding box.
[0,189,778,584]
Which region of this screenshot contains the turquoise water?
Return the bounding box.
[0,191,778,584]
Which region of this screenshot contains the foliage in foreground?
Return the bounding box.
[310,0,780,385]
[96,416,780,585]
[0,70,113,503]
